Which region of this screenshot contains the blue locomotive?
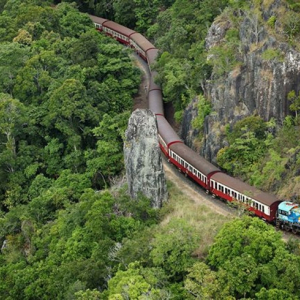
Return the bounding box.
[276,201,300,233]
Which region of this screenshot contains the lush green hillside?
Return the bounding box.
[1,1,300,299]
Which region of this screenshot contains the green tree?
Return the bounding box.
[0,43,30,95]
[207,217,300,298]
[256,287,298,300]
[86,112,130,188]
[103,262,168,299]
[208,217,284,269]
[184,262,228,300]
[150,218,200,281]
[288,90,300,123]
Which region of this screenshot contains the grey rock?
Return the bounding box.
[124,109,168,208]
[182,5,300,163]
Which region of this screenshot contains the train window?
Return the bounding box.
[262,206,264,213]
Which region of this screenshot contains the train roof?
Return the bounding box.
[278,201,299,212]
[210,172,280,206]
[102,20,136,36]
[89,15,107,25]
[170,143,220,176]
[156,115,182,146]
[147,48,159,66]
[149,71,161,91]
[131,32,156,52]
[148,89,164,115]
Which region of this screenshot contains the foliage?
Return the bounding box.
[150,218,200,281]
[192,94,212,131]
[207,39,240,77]
[207,216,300,299]
[184,262,226,300]
[267,15,276,28]
[102,262,169,299]
[217,115,270,178]
[261,48,284,61]
[287,0,300,12]
[282,10,300,39]
[288,90,300,122]
[148,0,230,114]
[0,189,160,299]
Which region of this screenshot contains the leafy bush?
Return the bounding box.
[192,94,212,130]
[261,48,284,61]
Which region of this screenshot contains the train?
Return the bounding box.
[89,14,300,233]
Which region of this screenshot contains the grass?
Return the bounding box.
[160,180,233,259]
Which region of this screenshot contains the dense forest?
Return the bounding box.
[1,0,300,299]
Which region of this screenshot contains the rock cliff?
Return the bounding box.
[124,109,168,208]
[182,1,300,163]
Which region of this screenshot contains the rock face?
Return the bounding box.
[181,1,300,163]
[124,109,168,208]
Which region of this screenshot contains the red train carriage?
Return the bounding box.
[89,15,107,32]
[156,115,182,157]
[210,172,281,222]
[169,143,221,190]
[130,33,157,60]
[148,71,161,91]
[146,48,159,68]
[90,15,136,45]
[148,89,164,115]
[102,20,136,45]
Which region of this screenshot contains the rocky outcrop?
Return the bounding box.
[182,1,300,163]
[124,109,168,208]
